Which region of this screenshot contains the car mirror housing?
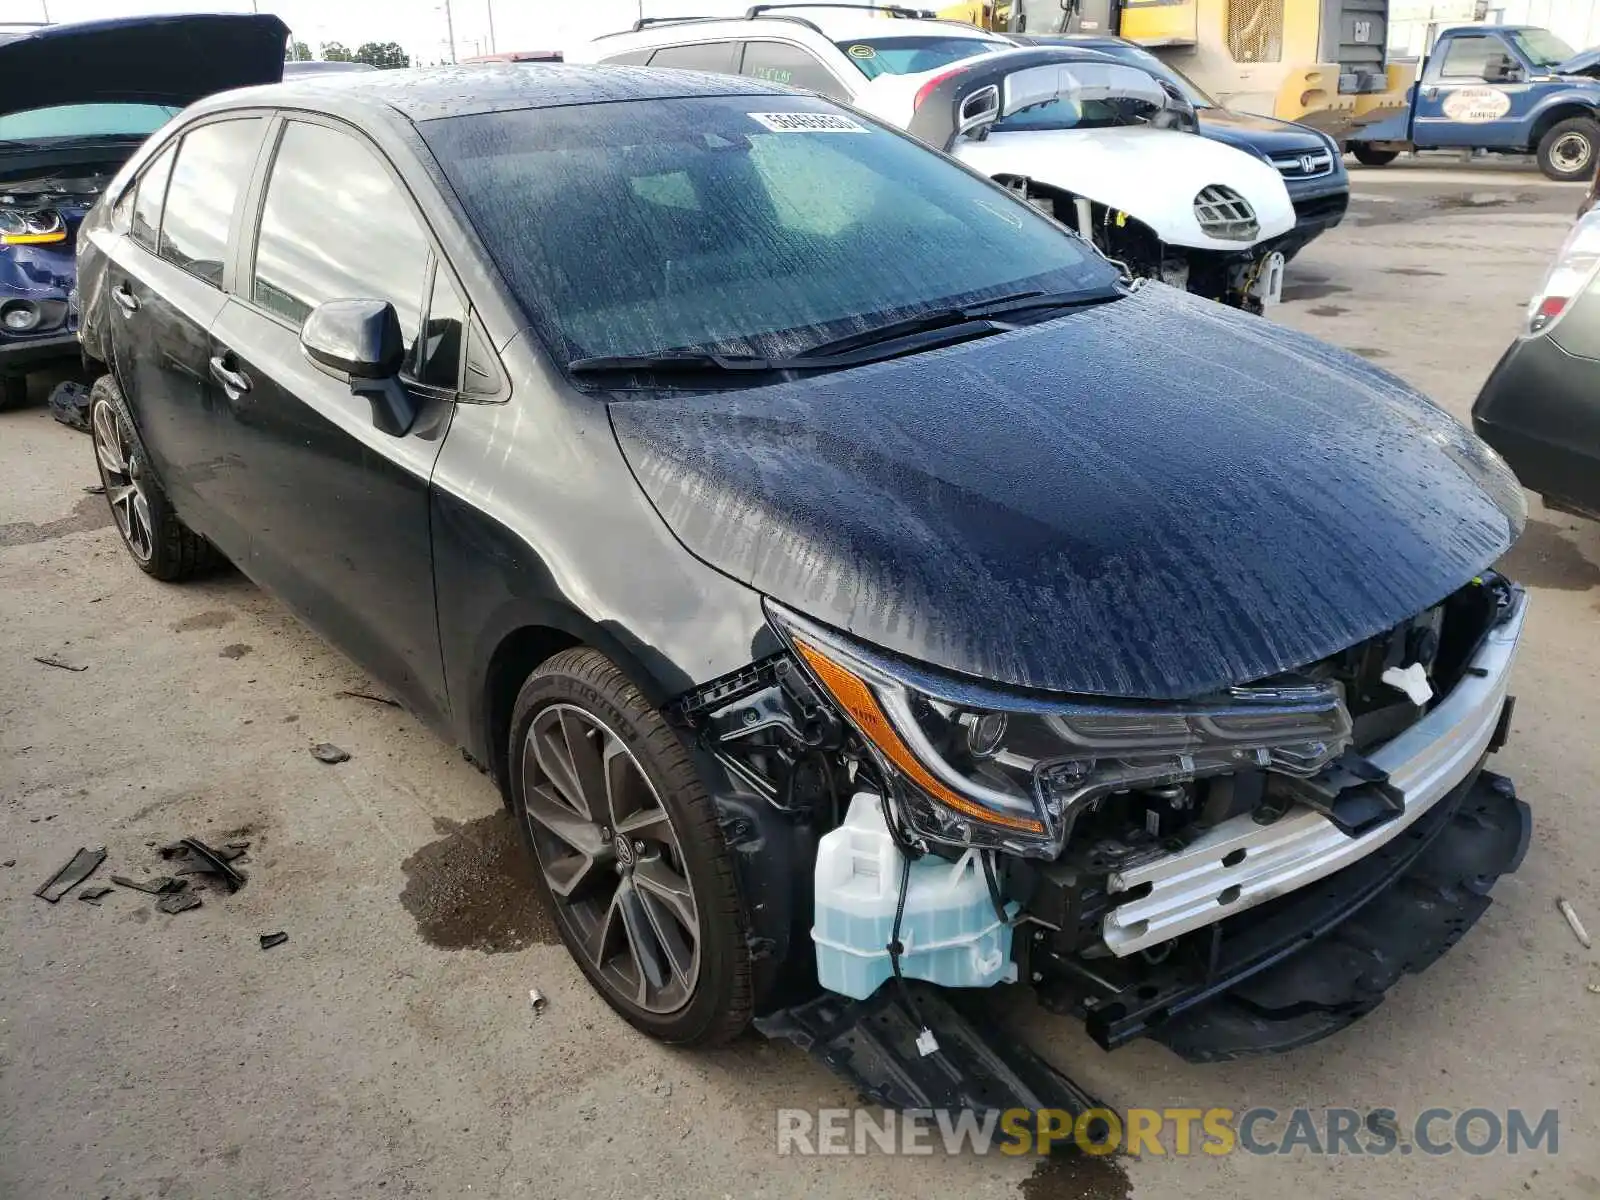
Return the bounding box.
[300,299,415,437]
[301,298,405,380]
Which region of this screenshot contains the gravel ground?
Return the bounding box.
[3,163,1599,1200]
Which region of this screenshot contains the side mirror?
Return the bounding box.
[1486,57,1524,83]
[300,298,415,437]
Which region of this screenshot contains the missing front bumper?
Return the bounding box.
[1032,767,1530,1060]
[1101,588,1526,958]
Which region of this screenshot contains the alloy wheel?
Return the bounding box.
[521,703,701,1014]
[92,398,154,563]
[1553,132,1592,175]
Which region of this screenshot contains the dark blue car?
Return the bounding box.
[1011,33,1350,259]
[0,13,287,409]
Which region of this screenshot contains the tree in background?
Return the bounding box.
[285,39,313,62]
[353,41,411,69]
[319,41,354,62]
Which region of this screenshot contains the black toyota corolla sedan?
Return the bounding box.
[77,66,1531,1082]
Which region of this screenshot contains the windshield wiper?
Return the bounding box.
[571,318,1020,379]
[568,288,1124,382]
[569,350,793,375]
[792,286,1124,360]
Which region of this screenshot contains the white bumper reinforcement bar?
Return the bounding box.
[1102,591,1527,957]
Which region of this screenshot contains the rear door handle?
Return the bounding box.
[111,283,139,314]
[209,354,252,400]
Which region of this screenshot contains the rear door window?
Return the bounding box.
[157,118,265,288]
[250,120,430,347]
[739,41,850,99]
[647,42,741,72]
[129,144,176,251]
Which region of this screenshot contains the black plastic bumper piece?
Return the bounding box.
[756,983,1101,1120]
[1039,768,1529,1062]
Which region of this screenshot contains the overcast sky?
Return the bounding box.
[0,0,758,62]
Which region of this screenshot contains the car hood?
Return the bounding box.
[1555,47,1600,78]
[953,126,1296,245]
[609,284,1524,700]
[1196,106,1331,154]
[0,14,287,115]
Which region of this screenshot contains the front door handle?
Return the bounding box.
[209,354,252,400]
[111,283,139,314]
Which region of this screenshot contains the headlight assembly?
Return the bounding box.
[0,208,66,245]
[768,603,1352,859]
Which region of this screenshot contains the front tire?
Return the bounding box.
[508,647,753,1046]
[1537,117,1599,182]
[1350,145,1398,167]
[89,375,221,581]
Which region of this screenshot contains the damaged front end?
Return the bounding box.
[672,572,1529,1085]
[998,175,1287,312]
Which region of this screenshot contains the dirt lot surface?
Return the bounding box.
[4,161,1600,1200]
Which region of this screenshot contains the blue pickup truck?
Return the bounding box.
[1347,25,1600,181]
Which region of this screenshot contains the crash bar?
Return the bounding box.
[1102,590,1528,957]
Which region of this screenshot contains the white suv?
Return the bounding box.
[568,5,1016,128]
[569,4,1297,310]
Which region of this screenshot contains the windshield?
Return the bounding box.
[834,35,1006,79]
[1074,41,1218,106]
[988,62,1175,132]
[0,103,179,145]
[1510,28,1576,69]
[422,96,1118,371]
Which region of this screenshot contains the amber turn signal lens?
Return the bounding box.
[791,637,1046,835]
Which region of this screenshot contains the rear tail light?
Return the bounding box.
[1525,209,1600,336]
[914,67,965,110]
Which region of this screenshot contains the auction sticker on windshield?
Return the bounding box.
[748,112,869,133]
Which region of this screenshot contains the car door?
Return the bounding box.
[204,115,455,726]
[100,116,268,553]
[1414,33,1529,147]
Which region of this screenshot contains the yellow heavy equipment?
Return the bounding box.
[935,0,1409,135]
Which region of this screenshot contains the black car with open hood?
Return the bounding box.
[72,65,1532,1111]
[0,13,287,409]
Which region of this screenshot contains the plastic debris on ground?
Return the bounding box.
[157,892,202,915]
[34,846,106,903]
[260,931,288,950]
[529,987,547,1013]
[1560,898,1592,949]
[78,886,113,905]
[46,380,92,432]
[111,873,186,895]
[33,655,86,673]
[160,837,247,892]
[311,742,351,764]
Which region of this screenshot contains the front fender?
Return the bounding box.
[1527,87,1600,137]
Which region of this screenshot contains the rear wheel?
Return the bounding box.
[89,375,221,581]
[1350,145,1398,167]
[0,373,26,411]
[508,647,752,1045]
[1537,117,1599,182]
